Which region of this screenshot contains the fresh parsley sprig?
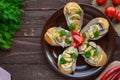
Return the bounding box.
[0,0,24,50]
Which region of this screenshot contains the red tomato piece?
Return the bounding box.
[112,0,120,5]
[72,30,85,48]
[72,30,80,35]
[73,35,82,43]
[72,42,79,48]
[116,12,120,22]
[96,0,107,5]
[105,6,116,19]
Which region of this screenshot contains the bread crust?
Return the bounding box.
[85,49,107,66]
[63,2,83,32]
[44,27,58,46]
[63,2,81,16]
[96,17,109,29]
[57,62,73,74]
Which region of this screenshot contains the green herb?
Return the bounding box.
[94,50,99,56]
[66,39,72,44]
[0,0,24,50]
[84,51,91,58]
[59,30,67,36]
[70,53,78,59]
[77,9,82,15]
[68,24,76,31]
[94,31,99,38]
[60,57,66,64]
[85,42,89,47]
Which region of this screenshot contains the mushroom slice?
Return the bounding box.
[63,2,84,32]
[81,17,109,40]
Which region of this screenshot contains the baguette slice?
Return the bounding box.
[81,17,109,40]
[44,27,73,47]
[63,2,84,32]
[44,27,58,46]
[58,46,78,74]
[78,41,107,66]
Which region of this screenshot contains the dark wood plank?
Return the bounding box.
[0,38,40,53]
[0,52,45,64]
[15,10,56,37]
[22,10,55,25]
[15,25,42,37]
[24,0,92,10]
[0,64,68,80]
[0,38,44,64]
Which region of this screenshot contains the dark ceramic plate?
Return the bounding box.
[41,3,116,79]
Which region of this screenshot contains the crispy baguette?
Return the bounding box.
[58,55,73,74]
[79,42,107,67]
[81,17,109,40]
[97,17,109,29]
[57,46,78,74]
[63,2,81,16]
[44,27,58,46]
[85,49,107,66]
[81,17,109,33]
[63,2,84,31]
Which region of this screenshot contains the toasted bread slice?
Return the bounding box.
[44,27,73,47]
[79,42,107,66]
[64,2,81,15]
[44,27,58,46]
[63,2,84,32]
[58,55,73,74]
[85,47,107,66]
[57,46,78,74]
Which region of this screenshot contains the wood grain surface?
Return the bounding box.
[0,0,119,80]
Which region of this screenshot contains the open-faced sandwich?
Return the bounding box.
[58,46,78,74]
[44,27,73,47]
[81,17,109,40]
[63,2,84,32]
[78,41,107,66]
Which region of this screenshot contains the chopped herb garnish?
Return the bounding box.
[59,30,67,36]
[60,57,66,64]
[0,0,24,50]
[77,9,82,15]
[70,53,78,59]
[84,51,91,58]
[68,24,76,31]
[66,39,72,44]
[85,42,89,47]
[94,50,99,56]
[94,31,99,38]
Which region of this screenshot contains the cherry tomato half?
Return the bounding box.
[72,31,85,48]
[72,30,80,35]
[116,12,120,22]
[105,6,116,19]
[96,0,107,5]
[112,0,120,5]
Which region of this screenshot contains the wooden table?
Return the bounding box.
[0,0,120,80]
